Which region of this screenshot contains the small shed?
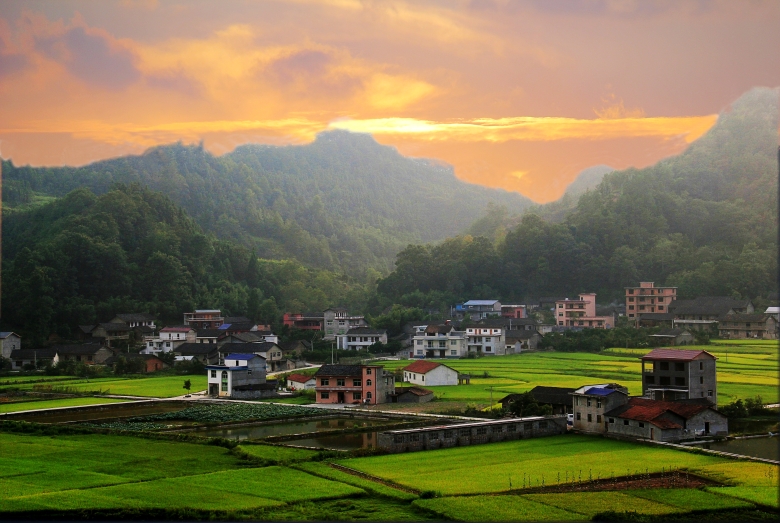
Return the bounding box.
[393,386,434,403]
[402,360,458,386]
[648,328,694,346]
[286,373,316,390]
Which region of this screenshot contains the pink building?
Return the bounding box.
[314,364,395,405]
[555,294,614,329]
[501,304,527,319]
[283,312,324,331]
[625,282,677,320]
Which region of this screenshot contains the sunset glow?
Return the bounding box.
[1,0,778,202]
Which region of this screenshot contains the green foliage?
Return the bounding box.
[539,327,651,352]
[507,391,553,417]
[128,403,318,424]
[720,396,769,419]
[375,88,779,306]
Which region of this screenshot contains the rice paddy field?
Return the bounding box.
[374,340,779,406]
[0,396,130,413]
[0,375,208,398]
[0,427,777,520]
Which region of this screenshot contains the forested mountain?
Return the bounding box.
[374,87,779,311]
[2,130,533,276]
[1,185,371,344]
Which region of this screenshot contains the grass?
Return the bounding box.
[0,396,129,413]
[414,495,588,521]
[292,462,418,500]
[255,497,432,521]
[374,341,778,406]
[693,461,780,508]
[238,443,320,463]
[524,491,678,517]
[630,488,754,510]
[4,375,208,397]
[340,434,731,495]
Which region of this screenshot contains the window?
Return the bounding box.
[394,435,404,443]
[430,432,439,440]
[596,399,602,408]
[221,371,228,392]
[476,427,487,435]
[494,425,503,433]
[451,340,457,345]
[675,362,684,372]
[623,420,629,425]
[444,430,453,439]
[675,377,685,386]
[586,398,592,407]
[417,350,423,355]
[417,340,422,345]
[211,370,216,378]
[352,392,362,400]
[575,397,579,406]
[366,368,372,375]
[451,350,458,355]
[660,362,669,370]
[699,362,703,370]
[708,390,713,397]
[353,379,362,387]
[524,422,533,430]
[507,424,516,432]
[321,378,329,386]
[460,429,471,437]
[646,375,655,384]
[628,297,634,302]
[320,392,330,399]
[700,376,704,384]
[439,341,446,348]
[539,421,548,429]
[337,379,345,386]
[596,415,602,423]
[366,379,372,386]
[587,414,592,422]
[608,418,614,423]
[639,422,645,428]
[366,391,372,400]
[422,376,425,381]
[660,376,671,385]
[576,413,581,421]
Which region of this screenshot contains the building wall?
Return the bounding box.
[406,365,458,386]
[625,282,677,320]
[685,409,728,436]
[572,392,628,433]
[642,356,716,404]
[411,333,467,358]
[0,334,21,359]
[377,417,566,453]
[605,417,682,442]
[466,328,507,356]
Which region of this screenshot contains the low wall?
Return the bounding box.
[377,415,567,453]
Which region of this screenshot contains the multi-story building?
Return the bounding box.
[109,313,157,329]
[410,324,467,359]
[500,304,526,319]
[718,314,777,339]
[336,328,388,350]
[282,312,324,331]
[669,297,754,331]
[142,326,196,354]
[554,294,614,329]
[206,353,272,398]
[641,348,717,404]
[184,310,224,329]
[462,300,502,320]
[314,364,395,405]
[571,383,629,433]
[625,282,677,320]
[322,308,367,340]
[466,325,507,356]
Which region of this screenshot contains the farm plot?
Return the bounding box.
[340,434,731,495]
[629,488,754,510]
[414,495,586,522]
[238,443,320,463]
[5,375,208,397]
[524,491,679,518]
[693,461,780,508]
[0,396,129,413]
[292,462,418,501]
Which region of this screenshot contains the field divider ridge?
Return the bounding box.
[327,463,421,494]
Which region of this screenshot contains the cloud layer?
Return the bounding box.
[1,0,778,202]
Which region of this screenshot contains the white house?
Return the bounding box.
[142,326,196,354]
[410,324,467,359]
[336,328,388,350]
[463,299,502,320]
[402,360,458,386]
[206,353,268,398]
[0,332,22,359]
[286,373,316,390]
[466,326,507,356]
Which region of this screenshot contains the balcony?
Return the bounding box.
[315,386,362,392]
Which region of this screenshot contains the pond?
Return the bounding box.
[692,436,779,461]
[728,418,779,435]
[185,417,389,441]
[287,431,380,450]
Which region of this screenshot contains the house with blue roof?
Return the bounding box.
[206,353,276,399]
[458,300,502,320]
[571,383,629,433]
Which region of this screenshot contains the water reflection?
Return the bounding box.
[694,436,779,461]
[289,431,378,450]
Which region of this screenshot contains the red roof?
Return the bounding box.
[286,373,314,383]
[641,349,715,361]
[627,398,713,419]
[403,360,449,374]
[161,326,193,332]
[608,397,716,430]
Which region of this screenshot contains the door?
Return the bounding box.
[338,392,345,403]
[650,428,654,440]
[704,422,710,435]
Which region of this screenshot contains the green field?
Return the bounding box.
[0,397,129,413]
[1,375,208,398]
[340,434,735,495]
[375,340,779,406]
[1,428,775,520]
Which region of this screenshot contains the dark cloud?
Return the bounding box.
[36,26,140,89]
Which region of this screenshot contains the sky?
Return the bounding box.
[0,0,778,203]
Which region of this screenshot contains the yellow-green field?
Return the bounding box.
[2,375,207,398]
[375,340,778,405]
[0,397,129,413]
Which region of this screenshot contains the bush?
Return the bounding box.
[721,396,768,419]
[419,490,441,499]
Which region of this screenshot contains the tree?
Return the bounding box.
[183,379,192,394]
[507,392,553,417]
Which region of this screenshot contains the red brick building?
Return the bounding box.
[314,364,395,405]
[625,282,677,321]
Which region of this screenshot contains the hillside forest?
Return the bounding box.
[1,87,777,345]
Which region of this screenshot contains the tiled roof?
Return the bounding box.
[585,387,621,396]
[651,328,691,337]
[669,297,752,315]
[403,360,452,374]
[53,344,105,355]
[605,397,717,429]
[638,313,675,321]
[115,313,155,322]
[98,323,130,332]
[161,326,193,332]
[287,373,314,383]
[0,332,19,338]
[718,313,771,323]
[424,325,452,334]
[78,325,96,334]
[395,386,434,396]
[225,353,264,360]
[641,349,715,361]
[345,327,387,335]
[627,398,714,419]
[196,329,223,337]
[173,343,219,355]
[314,364,362,376]
[464,300,500,306]
[10,348,56,359]
[529,386,576,405]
